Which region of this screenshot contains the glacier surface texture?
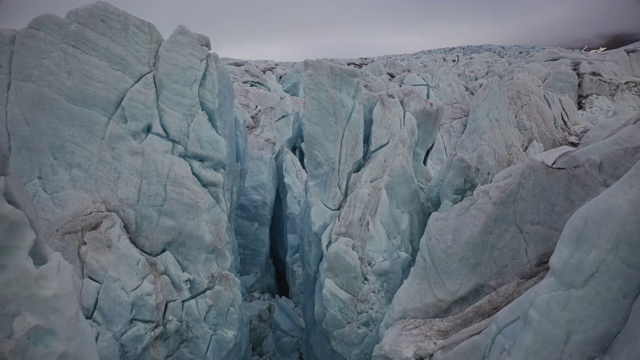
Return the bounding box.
[1,2,640,359]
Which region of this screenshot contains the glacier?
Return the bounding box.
[1,2,640,359]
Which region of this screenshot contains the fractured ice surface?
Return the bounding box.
[1,2,247,359]
[377,116,640,359]
[0,146,99,359]
[301,62,444,358]
[227,61,303,295]
[2,2,640,359]
[430,153,640,360]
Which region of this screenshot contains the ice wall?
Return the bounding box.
[2,2,640,359]
[1,2,248,359]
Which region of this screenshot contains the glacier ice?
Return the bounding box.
[227,61,303,295]
[430,153,640,360]
[300,64,443,358]
[377,116,640,359]
[2,2,640,359]
[1,2,248,359]
[0,146,99,359]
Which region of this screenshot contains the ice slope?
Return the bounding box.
[1,2,248,359]
[430,152,640,360]
[2,2,640,359]
[376,115,640,359]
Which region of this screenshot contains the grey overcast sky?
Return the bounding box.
[1,0,639,61]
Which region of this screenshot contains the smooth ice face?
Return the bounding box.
[1,3,248,359]
[302,59,365,211]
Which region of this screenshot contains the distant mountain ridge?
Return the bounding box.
[561,31,640,51]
